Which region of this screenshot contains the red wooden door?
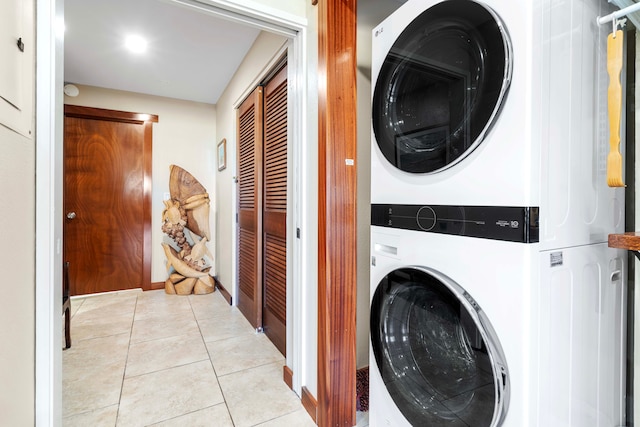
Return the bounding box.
[262,65,288,355]
[63,105,156,296]
[237,87,264,328]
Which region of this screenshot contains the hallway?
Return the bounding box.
[62,288,315,426]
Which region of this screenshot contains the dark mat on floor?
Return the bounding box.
[356,366,369,412]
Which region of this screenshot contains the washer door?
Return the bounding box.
[370,267,509,426]
[372,0,511,174]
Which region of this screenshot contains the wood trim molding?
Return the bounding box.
[283,365,293,390]
[64,105,158,124]
[609,232,640,251]
[214,276,232,305]
[317,1,357,426]
[301,386,318,424]
[149,282,165,291]
[141,120,154,291]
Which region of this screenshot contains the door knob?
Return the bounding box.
[67,212,76,220]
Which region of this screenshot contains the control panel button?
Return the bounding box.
[416,206,437,231]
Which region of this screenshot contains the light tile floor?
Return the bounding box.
[62,289,332,427]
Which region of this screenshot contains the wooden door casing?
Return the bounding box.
[63,105,156,296]
[262,65,288,356]
[317,0,357,425]
[237,87,264,329]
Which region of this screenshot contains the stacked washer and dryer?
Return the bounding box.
[369,0,628,426]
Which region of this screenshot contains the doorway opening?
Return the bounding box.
[63,105,157,296]
[35,0,309,422]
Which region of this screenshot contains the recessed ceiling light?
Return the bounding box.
[125,35,147,54]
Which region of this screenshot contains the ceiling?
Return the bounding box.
[63,0,405,105]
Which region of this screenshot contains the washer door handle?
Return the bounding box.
[610,270,621,283]
[374,243,397,256]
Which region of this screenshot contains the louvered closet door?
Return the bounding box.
[237,86,263,329]
[262,65,288,356]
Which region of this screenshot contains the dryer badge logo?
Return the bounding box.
[496,220,519,229]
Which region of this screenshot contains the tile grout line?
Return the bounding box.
[215,358,287,380]
[113,293,139,427]
[191,293,291,425]
[141,404,222,427]
[190,294,238,427]
[69,297,85,319]
[248,408,305,427]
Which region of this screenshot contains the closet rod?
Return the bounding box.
[597,1,640,25]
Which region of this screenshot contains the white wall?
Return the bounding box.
[356,67,372,370]
[0,0,35,423]
[0,125,36,426]
[214,30,287,294]
[65,86,217,284]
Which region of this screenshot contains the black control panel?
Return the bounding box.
[371,204,539,243]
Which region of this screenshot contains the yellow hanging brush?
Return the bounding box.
[606,28,625,187]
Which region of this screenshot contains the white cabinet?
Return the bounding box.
[0,0,33,137]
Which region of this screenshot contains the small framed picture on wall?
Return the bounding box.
[217,139,227,171]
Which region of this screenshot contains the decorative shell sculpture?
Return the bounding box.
[161,165,214,295]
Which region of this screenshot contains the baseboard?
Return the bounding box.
[301,386,317,424]
[283,365,293,390]
[150,281,165,290]
[214,277,232,305]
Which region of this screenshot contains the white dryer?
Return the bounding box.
[369,224,627,426]
[370,0,624,249]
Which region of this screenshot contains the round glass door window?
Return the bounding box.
[370,267,508,426]
[372,0,512,173]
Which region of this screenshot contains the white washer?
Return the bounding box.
[369,227,627,426]
[371,0,624,250]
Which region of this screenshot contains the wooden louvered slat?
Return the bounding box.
[238,228,256,298]
[265,138,287,150]
[266,179,286,187]
[265,144,286,156]
[266,151,287,164]
[266,155,286,167]
[264,76,287,214]
[266,176,286,187]
[265,133,287,146]
[265,128,286,141]
[238,105,256,210]
[265,166,286,178]
[265,167,286,177]
[264,235,287,325]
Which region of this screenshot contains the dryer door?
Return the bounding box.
[370,267,509,426]
[372,0,511,174]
